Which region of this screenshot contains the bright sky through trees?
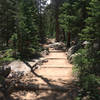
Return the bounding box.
[47,0,51,4]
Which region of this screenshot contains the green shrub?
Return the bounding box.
[0,49,15,65]
[73,48,100,100]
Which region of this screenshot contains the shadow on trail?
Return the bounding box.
[4,60,79,100]
[23,60,54,87]
[22,60,79,100]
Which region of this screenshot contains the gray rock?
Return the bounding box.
[37,60,43,65]
[49,42,66,50]
[41,50,49,56]
[8,60,31,74]
[93,43,99,50]
[8,71,24,79]
[82,96,90,100]
[68,53,81,63]
[82,41,90,48]
[82,41,89,45]
[43,59,48,63]
[67,43,82,64]
[40,58,48,63]
[36,58,48,66]
[67,46,76,58]
[67,44,81,59]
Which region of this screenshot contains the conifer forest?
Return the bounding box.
[0,0,100,100]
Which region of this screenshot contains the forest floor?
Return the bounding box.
[9,39,79,100]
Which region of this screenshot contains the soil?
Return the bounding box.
[8,39,78,100]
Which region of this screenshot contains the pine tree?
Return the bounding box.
[44,4,55,38]
[59,1,79,47]
[81,0,100,74]
[0,0,16,48]
[16,0,39,58]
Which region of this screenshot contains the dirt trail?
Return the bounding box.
[35,49,73,85]
[10,41,78,100]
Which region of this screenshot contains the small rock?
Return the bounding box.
[48,42,66,50]
[8,71,24,79]
[82,41,89,45]
[0,66,11,78]
[93,43,99,50]
[82,96,90,100]
[43,59,48,63]
[40,58,48,63]
[68,53,80,63]
[37,60,43,65]
[41,50,49,56]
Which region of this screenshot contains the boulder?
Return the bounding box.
[67,46,76,58]
[68,53,81,64]
[82,41,90,48]
[67,44,81,59]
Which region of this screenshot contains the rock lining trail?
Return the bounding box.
[10,40,78,100]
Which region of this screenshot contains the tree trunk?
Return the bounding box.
[67,32,71,48]
[62,29,65,41]
[55,8,60,42]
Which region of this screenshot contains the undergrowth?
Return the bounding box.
[73,48,100,100]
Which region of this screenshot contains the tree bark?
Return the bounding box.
[62,29,65,41]
[55,14,60,41]
[67,32,71,48]
[55,5,60,42]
